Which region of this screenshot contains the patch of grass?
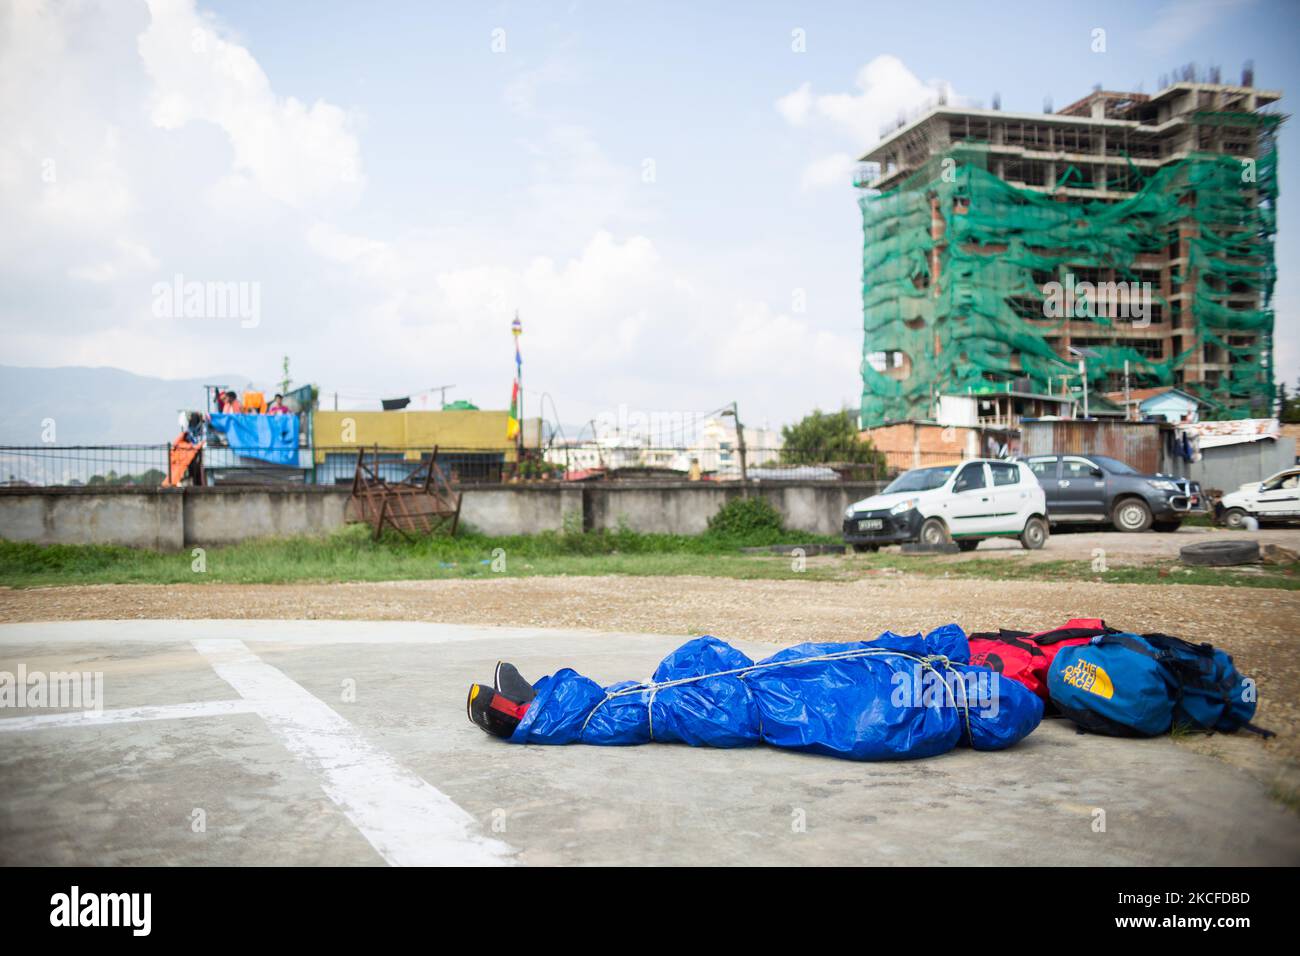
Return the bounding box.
[1267,781,1300,816]
[0,526,844,588]
[2,529,1297,590]
[896,556,1300,590]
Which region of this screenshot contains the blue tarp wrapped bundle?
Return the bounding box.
[508,625,1043,760]
[207,413,299,466]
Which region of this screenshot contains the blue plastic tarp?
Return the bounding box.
[207,413,300,466]
[509,624,1043,761]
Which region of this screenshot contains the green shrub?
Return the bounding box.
[706,495,784,537]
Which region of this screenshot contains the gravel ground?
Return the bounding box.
[890,525,1300,563]
[2,573,1297,775]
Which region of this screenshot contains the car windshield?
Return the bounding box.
[1090,455,1139,475]
[883,466,955,494]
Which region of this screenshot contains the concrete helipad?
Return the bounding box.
[1,619,1297,866]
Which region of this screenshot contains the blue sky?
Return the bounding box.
[1,0,1296,433]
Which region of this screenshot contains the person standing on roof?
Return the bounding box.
[267,393,290,414]
[223,390,243,414]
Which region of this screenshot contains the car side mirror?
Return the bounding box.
[1091,468,1104,478]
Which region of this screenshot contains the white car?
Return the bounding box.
[843,458,1049,552]
[1216,467,1300,528]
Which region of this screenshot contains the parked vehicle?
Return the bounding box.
[1016,453,1205,533]
[1215,466,1300,528]
[843,459,1048,552]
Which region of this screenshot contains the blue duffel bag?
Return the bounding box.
[1048,632,1271,738]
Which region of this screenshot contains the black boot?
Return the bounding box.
[467,682,528,739]
[494,661,536,702]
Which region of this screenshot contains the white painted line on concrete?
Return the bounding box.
[191,638,514,867]
[0,698,257,732]
[0,619,667,646]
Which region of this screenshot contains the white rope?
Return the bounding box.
[576,647,979,741]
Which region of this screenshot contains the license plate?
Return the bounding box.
[857,518,883,531]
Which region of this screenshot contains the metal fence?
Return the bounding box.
[0,445,171,487]
[0,443,985,488]
[313,447,509,486]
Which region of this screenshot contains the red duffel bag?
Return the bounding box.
[968,618,1116,701]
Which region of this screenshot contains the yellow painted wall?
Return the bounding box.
[312,410,535,463]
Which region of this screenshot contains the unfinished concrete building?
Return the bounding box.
[855,74,1283,425]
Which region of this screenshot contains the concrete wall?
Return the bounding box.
[1,481,887,548]
[457,485,584,536]
[182,487,352,546]
[0,487,185,550]
[581,483,883,536]
[1173,437,1297,493]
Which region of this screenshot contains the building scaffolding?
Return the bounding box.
[857,80,1284,424]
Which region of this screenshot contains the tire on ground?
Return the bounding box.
[1179,540,1260,567]
[1112,497,1153,533]
[1020,516,1048,550]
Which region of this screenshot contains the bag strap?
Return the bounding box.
[1093,634,1270,737]
[970,629,1043,657]
[1032,626,1113,646]
[1140,633,1233,695]
[1241,722,1277,739]
[1141,632,1217,659]
[1094,633,1160,658]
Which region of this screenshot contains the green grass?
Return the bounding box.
[0,526,846,587]
[1,528,1296,590]
[1267,781,1300,816]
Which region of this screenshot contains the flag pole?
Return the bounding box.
[512,312,523,475]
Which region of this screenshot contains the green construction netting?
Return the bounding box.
[859,130,1279,424]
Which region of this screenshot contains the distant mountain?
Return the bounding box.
[0,366,251,445]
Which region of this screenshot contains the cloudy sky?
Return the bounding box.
[1,0,1297,432]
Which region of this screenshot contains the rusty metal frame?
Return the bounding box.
[345,445,462,540]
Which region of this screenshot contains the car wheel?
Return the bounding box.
[1152,520,1182,533]
[1113,498,1153,533]
[956,539,981,552]
[1221,507,1248,530]
[919,518,950,548]
[1020,516,1048,550]
[852,543,878,553]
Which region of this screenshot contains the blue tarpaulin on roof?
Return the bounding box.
[207,414,299,466]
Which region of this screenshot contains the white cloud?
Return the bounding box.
[776,56,959,193]
[68,238,160,282]
[137,0,364,208]
[774,82,813,126]
[503,56,579,115]
[779,55,956,146]
[0,1,864,429]
[799,152,854,191]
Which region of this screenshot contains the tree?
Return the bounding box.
[780,408,884,466]
[1281,379,1300,424]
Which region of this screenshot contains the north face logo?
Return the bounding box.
[1062,660,1114,699]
